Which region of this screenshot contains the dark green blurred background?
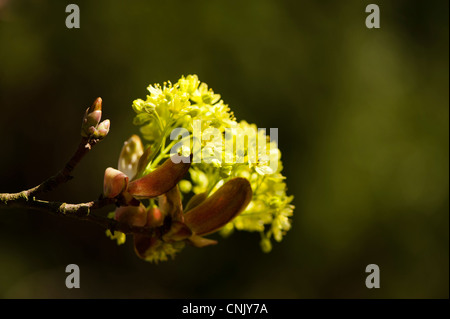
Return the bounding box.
[0,0,448,298]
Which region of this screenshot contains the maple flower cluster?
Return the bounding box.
[104,75,294,262]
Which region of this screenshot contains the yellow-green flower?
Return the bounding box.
[129,75,295,254]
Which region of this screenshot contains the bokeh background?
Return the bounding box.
[0,0,448,298]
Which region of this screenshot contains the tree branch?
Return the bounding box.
[0,195,156,236]
[0,98,155,236]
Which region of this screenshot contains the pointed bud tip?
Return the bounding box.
[89,97,103,112]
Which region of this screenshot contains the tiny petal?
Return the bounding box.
[103,167,129,198]
[106,229,126,245]
[127,155,191,199]
[115,204,147,227]
[134,234,185,263]
[118,135,144,179]
[184,178,252,236]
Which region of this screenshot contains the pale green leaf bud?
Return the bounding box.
[92,119,110,139]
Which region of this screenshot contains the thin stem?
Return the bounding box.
[0,196,156,236]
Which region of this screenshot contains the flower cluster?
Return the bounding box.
[105,75,294,262]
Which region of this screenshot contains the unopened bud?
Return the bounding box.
[93,119,110,139]
[146,206,164,228]
[103,167,129,198]
[81,97,103,137]
[118,135,144,179]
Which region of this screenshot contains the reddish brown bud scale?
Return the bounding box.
[158,185,183,222]
[146,206,164,228]
[184,178,252,236]
[127,155,192,199]
[135,145,154,178]
[115,204,147,227]
[103,167,129,198]
[162,221,192,242]
[184,192,208,213]
[134,233,157,259]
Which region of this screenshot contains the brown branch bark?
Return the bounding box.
[0,99,157,237]
[0,136,156,236]
[0,196,155,235]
